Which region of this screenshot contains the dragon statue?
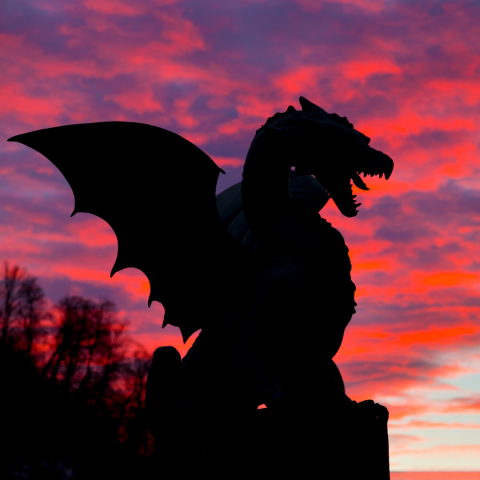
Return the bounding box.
[9,96,394,479]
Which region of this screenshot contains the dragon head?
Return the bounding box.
[258,96,394,217]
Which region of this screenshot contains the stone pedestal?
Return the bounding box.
[149,407,390,479]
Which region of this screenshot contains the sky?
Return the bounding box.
[1,0,480,472]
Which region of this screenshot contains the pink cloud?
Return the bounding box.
[390,420,480,430]
[81,0,151,17]
[448,396,480,413]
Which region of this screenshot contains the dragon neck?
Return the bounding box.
[241,131,297,256]
[241,148,292,210]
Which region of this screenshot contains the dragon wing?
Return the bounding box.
[9,122,257,342]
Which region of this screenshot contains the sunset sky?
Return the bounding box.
[1,0,480,472]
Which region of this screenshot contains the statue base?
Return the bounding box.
[149,406,390,479]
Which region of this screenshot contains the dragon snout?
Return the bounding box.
[350,142,394,193]
[356,149,394,180]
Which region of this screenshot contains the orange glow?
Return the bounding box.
[355,260,391,271]
[400,327,476,345]
[422,272,478,286]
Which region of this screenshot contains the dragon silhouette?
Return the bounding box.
[9,97,393,458]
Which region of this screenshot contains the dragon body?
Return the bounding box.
[10,97,394,477]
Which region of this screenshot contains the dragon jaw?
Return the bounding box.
[311,138,394,217]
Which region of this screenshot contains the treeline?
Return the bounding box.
[0,262,154,479]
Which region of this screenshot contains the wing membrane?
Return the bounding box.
[9,122,256,341]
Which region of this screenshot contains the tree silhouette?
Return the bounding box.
[1,261,155,479]
[0,261,25,343]
[43,296,131,398]
[17,275,51,358]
